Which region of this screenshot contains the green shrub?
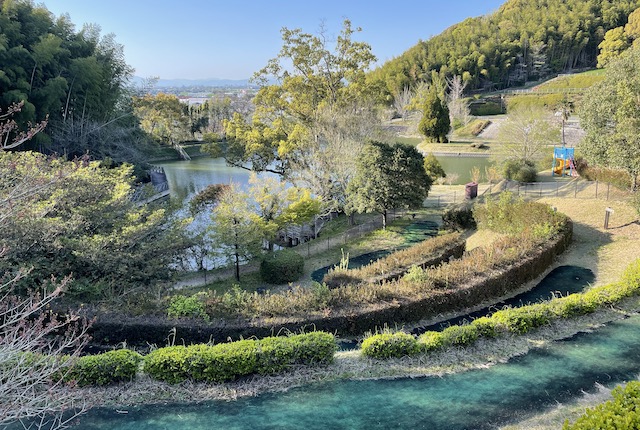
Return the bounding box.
[442,205,476,230]
[361,332,420,359]
[260,249,304,284]
[471,317,498,338]
[549,294,598,318]
[143,332,336,384]
[492,303,553,334]
[70,349,142,386]
[439,324,479,347]
[187,340,259,383]
[143,346,190,384]
[418,331,445,352]
[168,294,209,321]
[470,101,504,116]
[287,331,337,364]
[256,337,296,374]
[502,159,537,182]
[563,381,640,429]
[514,165,537,183]
[403,265,430,283]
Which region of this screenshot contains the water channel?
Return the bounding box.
[77,313,640,429]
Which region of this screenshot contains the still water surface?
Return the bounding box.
[158,155,494,204]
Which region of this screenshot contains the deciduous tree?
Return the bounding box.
[208,185,264,281]
[348,142,431,228]
[580,45,640,191]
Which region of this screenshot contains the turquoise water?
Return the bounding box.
[77,315,640,429]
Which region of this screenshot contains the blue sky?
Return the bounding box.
[42,1,506,80]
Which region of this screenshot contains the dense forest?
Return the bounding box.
[369,0,640,95]
[0,0,149,163]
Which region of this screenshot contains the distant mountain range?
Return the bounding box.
[131,76,253,88]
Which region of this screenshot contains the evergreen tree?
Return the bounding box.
[418,87,450,143]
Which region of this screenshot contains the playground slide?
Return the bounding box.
[553,158,569,175]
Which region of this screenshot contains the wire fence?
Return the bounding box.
[423,179,627,208]
[293,210,409,259]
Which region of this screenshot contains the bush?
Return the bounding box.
[144,332,336,384]
[143,345,191,384]
[492,303,553,334]
[442,205,476,230]
[417,331,445,351]
[439,324,479,347]
[514,165,537,183]
[563,381,640,429]
[471,317,498,338]
[260,249,304,284]
[70,349,142,386]
[503,159,537,182]
[167,294,209,321]
[470,101,504,116]
[287,331,337,364]
[361,332,420,359]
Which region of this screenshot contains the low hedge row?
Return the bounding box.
[143,331,337,384]
[66,349,143,386]
[361,259,640,359]
[563,381,640,429]
[323,232,465,288]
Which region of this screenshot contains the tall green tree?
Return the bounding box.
[132,93,191,158]
[418,86,450,142]
[0,1,134,152]
[580,45,640,191]
[423,152,446,181]
[597,27,630,67]
[348,142,431,229]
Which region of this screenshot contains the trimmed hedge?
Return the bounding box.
[260,249,304,284]
[361,332,420,359]
[563,381,640,429]
[68,349,142,386]
[360,259,640,360]
[143,331,337,384]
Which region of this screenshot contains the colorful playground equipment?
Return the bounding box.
[552,147,576,177]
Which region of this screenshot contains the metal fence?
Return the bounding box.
[423,179,626,208]
[293,210,408,258]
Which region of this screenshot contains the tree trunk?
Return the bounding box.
[382,211,387,230]
[234,218,240,281]
[348,212,355,226]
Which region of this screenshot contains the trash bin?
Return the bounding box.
[465,182,478,200]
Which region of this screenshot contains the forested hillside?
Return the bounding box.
[0,0,143,161]
[370,0,640,95]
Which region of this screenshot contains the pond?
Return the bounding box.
[75,314,640,429]
[157,155,493,203]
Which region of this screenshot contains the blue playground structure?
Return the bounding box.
[552,147,576,177]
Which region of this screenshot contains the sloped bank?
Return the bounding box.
[89,217,571,347]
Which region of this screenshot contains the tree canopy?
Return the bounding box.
[580,45,640,190]
[348,142,431,228]
[202,19,388,217]
[0,151,188,298]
